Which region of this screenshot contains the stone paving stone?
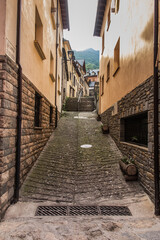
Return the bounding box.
[20,111,144,203]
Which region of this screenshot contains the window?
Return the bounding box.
[51,0,56,29]
[121,112,148,147]
[72,89,75,97]
[49,51,55,81]
[107,61,110,82]
[113,37,120,76]
[58,75,61,95]
[101,76,104,96]
[73,75,76,86]
[59,35,62,56]
[111,0,120,13]
[115,0,120,13]
[50,106,53,125]
[69,86,72,97]
[107,8,111,31]
[35,92,41,127]
[102,32,105,54]
[34,7,46,60]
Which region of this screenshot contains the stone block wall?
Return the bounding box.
[0,55,55,219]
[65,97,95,112]
[101,76,155,200]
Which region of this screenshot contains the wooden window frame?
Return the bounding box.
[49,51,55,82]
[113,37,120,76]
[107,61,110,82]
[107,7,111,31]
[101,76,104,96]
[111,0,120,14]
[51,0,56,29]
[34,7,46,60]
[102,32,105,55]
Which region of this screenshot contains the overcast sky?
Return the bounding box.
[64,0,101,51]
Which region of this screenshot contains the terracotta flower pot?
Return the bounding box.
[101,125,109,134]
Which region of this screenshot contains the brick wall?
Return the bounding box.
[0,55,55,219]
[101,76,155,200]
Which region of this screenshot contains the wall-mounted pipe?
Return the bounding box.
[14,0,22,202]
[55,0,59,128]
[154,0,160,216]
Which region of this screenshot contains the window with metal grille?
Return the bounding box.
[50,106,53,124]
[35,92,41,127]
[121,112,148,147]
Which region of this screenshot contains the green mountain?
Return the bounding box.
[74,48,99,71]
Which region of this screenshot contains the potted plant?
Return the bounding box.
[101,124,109,134]
[119,157,138,181]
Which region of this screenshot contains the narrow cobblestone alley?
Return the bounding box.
[1,112,160,240]
[20,111,144,203]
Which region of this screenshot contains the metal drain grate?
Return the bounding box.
[36,206,67,216]
[70,206,99,216]
[100,206,132,216]
[35,206,132,216]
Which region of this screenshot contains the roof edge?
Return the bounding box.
[93,0,107,37]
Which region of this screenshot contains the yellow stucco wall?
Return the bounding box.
[0,0,7,55]
[99,0,154,114]
[3,0,64,110]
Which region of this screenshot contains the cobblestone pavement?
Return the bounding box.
[20,111,144,203]
[1,111,160,240]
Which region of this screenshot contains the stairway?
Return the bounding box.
[65,97,95,112]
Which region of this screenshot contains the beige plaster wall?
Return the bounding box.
[0,0,7,55]
[5,0,17,61]
[99,0,154,114]
[4,0,64,110]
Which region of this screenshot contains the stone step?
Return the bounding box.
[65,97,95,112]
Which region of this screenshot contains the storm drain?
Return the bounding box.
[35,206,132,216]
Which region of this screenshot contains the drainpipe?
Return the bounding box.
[14,0,22,202]
[55,0,59,128]
[154,0,160,216]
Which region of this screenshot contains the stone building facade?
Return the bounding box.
[0,0,69,219]
[94,0,159,207]
[63,39,89,100]
[101,76,154,199]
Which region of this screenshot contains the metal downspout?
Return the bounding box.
[55,0,59,128]
[14,0,22,202]
[154,0,160,216]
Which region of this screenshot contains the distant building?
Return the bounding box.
[62,40,89,99]
[85,69,99,96]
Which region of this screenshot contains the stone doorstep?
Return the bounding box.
[4,195,154,220]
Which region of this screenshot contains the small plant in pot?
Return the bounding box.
[101,124,109,134]
[119,157,138,181]
[131,136,139,143]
